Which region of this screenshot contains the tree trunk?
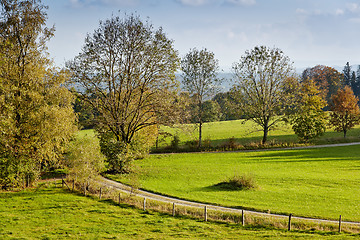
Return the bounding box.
[198,99,203,149]
[344,129,347,138]
[198,121,202,148]
[262,123,268,144]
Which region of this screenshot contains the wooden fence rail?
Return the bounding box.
[58,178,360,234]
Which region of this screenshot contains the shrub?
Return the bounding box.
[170,135,180,149]
[221,137,239,150]
[215,173,257,190]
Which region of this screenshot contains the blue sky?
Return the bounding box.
[45,0,360,71]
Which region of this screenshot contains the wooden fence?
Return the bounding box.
[57,178,360,234]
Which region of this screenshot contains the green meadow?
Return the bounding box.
[112,144,360,222]
[159,119,360,147]
[79,119,360,150]
[0,185,359,239]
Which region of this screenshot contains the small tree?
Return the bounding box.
[181,48,222,148]
[290,80,327,142]
[329,86,360,138]
[232,46,295,144]
[65,134,106,184]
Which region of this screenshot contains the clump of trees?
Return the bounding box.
[0,0,77,189]
[2,0,360,189]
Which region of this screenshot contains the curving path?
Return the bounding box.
[99,142,360,226]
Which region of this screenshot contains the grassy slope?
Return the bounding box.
[1,186,355,239]
[114,145,360,222]
[163,119,360,146]
[83,119,360,148]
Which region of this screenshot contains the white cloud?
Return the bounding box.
[225,0,256,6]
[176,0,256,7]
[349,18,360,23]
[347,3,360,13]
[176,0,210,6]
[67,0,139,8]
[296,8,308,15]
[335,8,344,16]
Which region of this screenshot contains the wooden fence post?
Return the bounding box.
[72,180,74,192]
[83,183,86,196]
[172,203,176,217]
[99,187,102,200]
[288,214,292,231]
[143,198,146,211]
[339,215,342,233]
[61,176,64,188]
[119,192,121,204]
[241,210,245,226]
[204,206,208,222]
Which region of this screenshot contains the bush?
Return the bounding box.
[170,135,180,149]
[65,134,106,183]
[215,173,257,190]
[221,137,240,150]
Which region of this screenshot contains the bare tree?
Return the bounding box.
[181,48,222,148]
[232,46,295,144]
[67,13,180,172]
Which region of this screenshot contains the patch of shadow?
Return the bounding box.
[204,182,252,192]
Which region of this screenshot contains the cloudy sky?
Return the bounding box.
[45,0,360,71]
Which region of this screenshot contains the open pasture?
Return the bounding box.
[78,120,360,150]
[115,145,360,222]
[157,119,360,149]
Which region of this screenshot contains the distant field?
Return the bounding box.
[112,145,360,222]
[77,120,360,149]
[1,186,354,239]
[159,119,360,147]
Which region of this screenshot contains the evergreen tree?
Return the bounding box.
[343,62,351,87]
[355,65,360,98]
[351,71,357,96]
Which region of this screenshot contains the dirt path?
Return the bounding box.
[98,142,360,226]
[99,176,360,226]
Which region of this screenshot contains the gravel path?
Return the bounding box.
[98,142,360,226]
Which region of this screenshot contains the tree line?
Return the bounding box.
[1,0,359,189]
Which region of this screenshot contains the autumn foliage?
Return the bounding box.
[329,86,360,138]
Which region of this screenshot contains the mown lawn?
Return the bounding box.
[1,186,356,239]
[111,145,360,222]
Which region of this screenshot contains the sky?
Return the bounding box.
[44,0,360,72]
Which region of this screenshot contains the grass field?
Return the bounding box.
[159,119,360,147]
[79,119,360,150]
[1,185,359,239]
[110,144,360,222]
